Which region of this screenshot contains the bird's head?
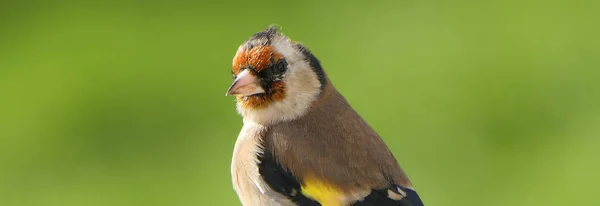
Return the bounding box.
[226,26,327,125]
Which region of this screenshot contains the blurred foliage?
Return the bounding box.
[1,0,599,205]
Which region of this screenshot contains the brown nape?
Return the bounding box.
[232,45,283,75]
[237,81,287,109]
[264,79,413,193]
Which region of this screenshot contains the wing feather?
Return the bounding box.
[351,186,423,206]
[258,150,321,206]
[258,149,424,206]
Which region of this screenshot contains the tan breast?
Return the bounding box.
[231,122,296,206]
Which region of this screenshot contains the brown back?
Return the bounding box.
[264,77,412,192]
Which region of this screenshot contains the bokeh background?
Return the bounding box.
[1,0,599,205]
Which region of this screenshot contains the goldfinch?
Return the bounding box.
[226,26,424,206]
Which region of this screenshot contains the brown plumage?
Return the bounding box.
[227,26,423,206]
[264,76,412,192]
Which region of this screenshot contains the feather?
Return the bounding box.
[231,26,424,206]
[257,147,424,206]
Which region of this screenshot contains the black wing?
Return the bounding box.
[258,150,424,206]
[351,185,424,206]
[258,150,321,206]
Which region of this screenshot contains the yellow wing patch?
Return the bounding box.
[301,174,344,206]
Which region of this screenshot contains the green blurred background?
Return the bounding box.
[1,0,599,205]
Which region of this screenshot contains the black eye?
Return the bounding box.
[272,59,287,76]
[256,58,287,85]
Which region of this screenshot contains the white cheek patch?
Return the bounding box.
[237,35,323,125]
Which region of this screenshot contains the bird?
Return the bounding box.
[226,25,424,206]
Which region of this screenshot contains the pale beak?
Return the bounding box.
[226,69,265,96]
